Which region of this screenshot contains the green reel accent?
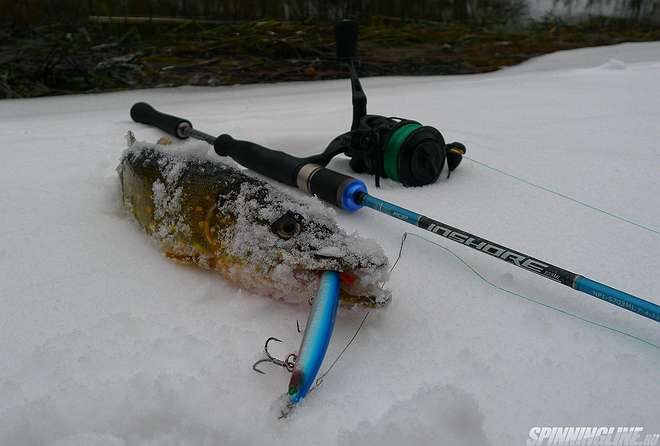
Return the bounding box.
[383,123,422,182]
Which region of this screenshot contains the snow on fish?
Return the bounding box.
[117,132,391,307]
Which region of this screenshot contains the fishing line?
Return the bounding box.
[301,228,658,399]
[391,231,660,351]
[308,241,404,390]
[313,311,370,390]
[464,155,660,236]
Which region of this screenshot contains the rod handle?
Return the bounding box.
[213,135,367,211]
[130,102,192,139]
[213,134,305,187]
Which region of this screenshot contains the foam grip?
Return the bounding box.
[130,102,191,138]
[213,134,305,187]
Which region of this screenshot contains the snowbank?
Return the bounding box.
[1,42,659,445]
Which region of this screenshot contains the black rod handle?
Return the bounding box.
[130,102,192,139]
[128,102,366,211]
[213,134,306,187]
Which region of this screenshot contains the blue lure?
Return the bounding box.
[288,270,341,404]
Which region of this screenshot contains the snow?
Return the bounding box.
[1,42,659,445]
[338,385,491,446]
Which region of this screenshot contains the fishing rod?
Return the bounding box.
[130,102,659,323]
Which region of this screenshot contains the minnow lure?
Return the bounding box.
[288,270,341,404]
[117,133,391,307]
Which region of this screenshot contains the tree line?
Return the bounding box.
[3,0,657,24]
[4,0,526,24]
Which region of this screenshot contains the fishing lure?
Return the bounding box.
[288,270,341,404]
[252,271,342,410]
[117,133,391,307]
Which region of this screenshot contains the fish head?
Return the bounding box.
[217,179,391,307]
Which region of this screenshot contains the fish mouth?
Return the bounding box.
[300,249,391,308]
[291,264,391,308]
[338,285,390,308]
[337,269,391,308]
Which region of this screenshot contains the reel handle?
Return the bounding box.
[130,102,192,139]
[335,19,358,60]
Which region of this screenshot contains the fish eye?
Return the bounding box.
[270,211,302,240]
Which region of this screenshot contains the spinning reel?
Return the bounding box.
[305,20,466,187]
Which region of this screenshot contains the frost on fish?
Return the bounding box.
[117,133,391,307]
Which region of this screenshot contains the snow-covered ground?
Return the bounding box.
[1,42,659,446]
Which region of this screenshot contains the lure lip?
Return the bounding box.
[287,270,341,404]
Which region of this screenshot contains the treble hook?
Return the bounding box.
[252,337,297,374]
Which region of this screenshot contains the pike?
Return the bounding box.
[130,102,659,323]
[117,132,391,308]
